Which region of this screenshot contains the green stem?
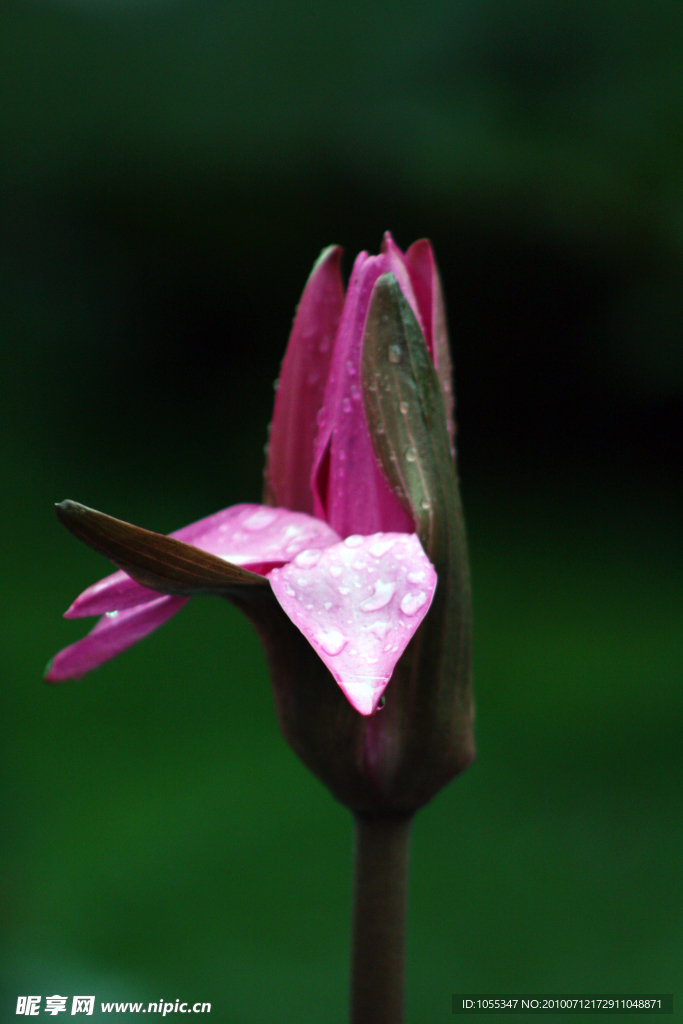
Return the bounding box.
[350,813,413,1024]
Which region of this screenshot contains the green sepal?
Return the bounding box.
[361,272,458,560]
[55,500,269,596]
[356,272,474,806]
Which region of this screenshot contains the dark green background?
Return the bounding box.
[1,0,681,1020]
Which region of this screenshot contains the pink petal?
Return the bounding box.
[268,532,436,715]
[405,239,455,446]
[65,569,164,618]
[404,238,435,357]
[381,232,428,344]
[46,595,188,682]
[179,504,341,571]
[311,251,415,538]
[66,504,341,617]
[266,245,345,514]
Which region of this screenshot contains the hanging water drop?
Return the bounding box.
[315,630,347,656]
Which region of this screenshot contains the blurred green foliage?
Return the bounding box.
[1,0,681,1019]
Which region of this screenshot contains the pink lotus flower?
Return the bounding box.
[47,233,458,717]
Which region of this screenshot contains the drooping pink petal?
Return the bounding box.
[265,245,345,514]
[268,532,437,715]
[46,595,189,682]
[64,569,161,618]
[65,504,341,617]
[311,250,415,539]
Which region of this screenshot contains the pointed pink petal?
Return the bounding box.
[266,245,345,514]
[65,504,341,617]
[405,238,456,450]
[381,232,427,344]
[311,251,415,538]
[46,595,188,682]
[404,238,435,356]
[65,569,161,618]
[268,532,436,715]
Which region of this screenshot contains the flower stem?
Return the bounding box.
[350,813,413,1024]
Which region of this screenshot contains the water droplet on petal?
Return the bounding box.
[369,537,396,558]
[243,508,279,531]
[342,397,352,413]
[420,498,431,510]
[388,344,402,363]
[294,549,322,568]
[329,565,343,577]
[350,384,361,402]
[407,570,425,584]
[344,535,364,548]
[405,447,417,462]
[400,591,427,616]
[338,586,351,596]
[105,610,119,618]
[346,359,356,376]
[399,401,409,414]
[315,629,347,656]
[360,581,397,612]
